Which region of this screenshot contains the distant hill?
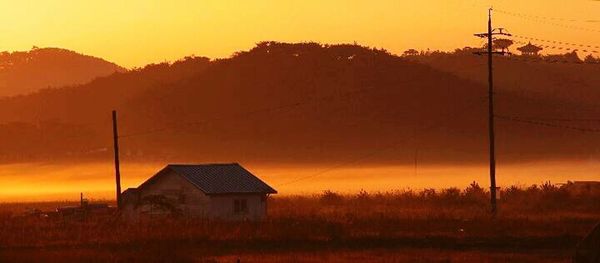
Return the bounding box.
[0,47,125,97]
[408,48,600,107]
[0,43,598,165]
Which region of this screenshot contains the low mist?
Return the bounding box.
[1,160,598,202]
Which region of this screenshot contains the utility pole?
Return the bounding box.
[112,110,122,209]
[474,8,511,216]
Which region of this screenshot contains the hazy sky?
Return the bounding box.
[0,0,598,68]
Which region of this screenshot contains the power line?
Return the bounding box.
[494,8,600,24]
[512,40,599,54]
[498,55,599,65]
[493,91,600,121]
[508,117,600,122]
[495,9,600,33]
[119,87,380,138]
[14,117,113,142]
[495,114,600,133]
[118,77,428,139]
[277,95,489,187]
[512,34,600,50]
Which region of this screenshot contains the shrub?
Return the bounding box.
[320,190,343,205]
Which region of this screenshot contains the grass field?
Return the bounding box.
[0,182,598,262]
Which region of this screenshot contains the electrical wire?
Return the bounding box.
[495,9,600,33]
[511,34,600,50]
[278,95,489,187]
[511,40,599,54]
[495,114,600,133]
[494,8,600,24]
[118,76,430,139]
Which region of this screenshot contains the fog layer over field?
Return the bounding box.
[1,161,599,202]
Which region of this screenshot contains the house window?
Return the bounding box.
[241,199,248,213]
[234,199,248,214]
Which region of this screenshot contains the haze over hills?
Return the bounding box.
[410,48,600,107]
[0,42,598,165]
[0,47,125,97]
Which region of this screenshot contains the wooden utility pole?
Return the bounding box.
[474,8,511,216]
[486,9,497,216]
[112,110,122,209]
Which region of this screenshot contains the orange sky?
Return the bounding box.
[0,0,599,68]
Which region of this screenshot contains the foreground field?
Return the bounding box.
[0,182,598,262]
[0,248,571,263]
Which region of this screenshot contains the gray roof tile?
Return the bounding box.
[167,163,277,195]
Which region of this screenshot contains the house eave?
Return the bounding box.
[205,191,278,196]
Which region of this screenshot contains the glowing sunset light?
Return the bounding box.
[0,0,597,68]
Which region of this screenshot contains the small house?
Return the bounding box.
[121,163,277,220]
[561,181,600,196]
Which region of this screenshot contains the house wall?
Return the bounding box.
[209,194,267,220]
[123,170,268,220]
[563,182,600,196]
[133,170,211,217]
[121,190,140,219]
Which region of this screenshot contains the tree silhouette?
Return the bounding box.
[492,38,514,52]
[584,54,600,64]
[403,49,419,56]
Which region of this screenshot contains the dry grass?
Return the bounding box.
[0,182,598,262]
[0,248,572,263]
[211,248,569,263]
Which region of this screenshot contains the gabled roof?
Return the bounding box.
[144,163,277,195]
[517,42,543,52]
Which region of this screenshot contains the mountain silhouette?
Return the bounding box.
[0,42,598,165]
[0,47,125,97]
[410,48,600,107]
